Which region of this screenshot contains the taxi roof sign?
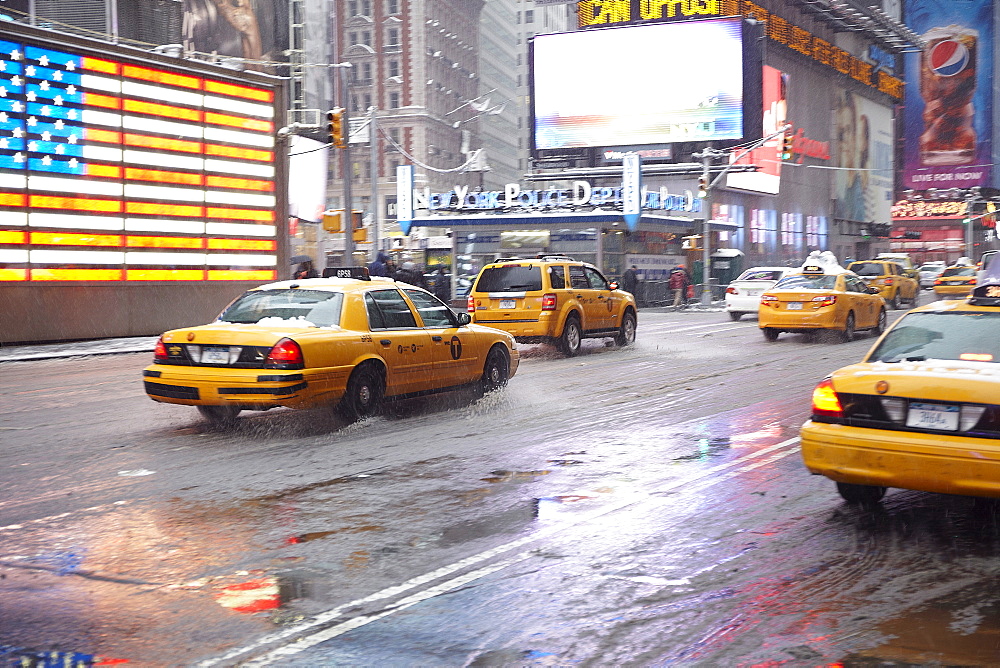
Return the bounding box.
[322,266,371,280]
[801,265,825,274]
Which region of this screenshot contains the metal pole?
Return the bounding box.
[339,66,355,265]
[700,152,713,306]
[369,106,379,259]
[966,195,974,260]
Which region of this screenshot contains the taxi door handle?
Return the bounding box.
[432,336,443,341]
[380,339,392,346]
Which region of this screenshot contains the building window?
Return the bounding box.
[361,0,371,14]
[387,28,399,47]
[387,0,400,14]
[516,11,520,23]
[362,61,372,83]
[363,92,372,110]
[389,91,400,108]
[363,31,372,46]
[516,53,521,66]
[388,59,400,78]
[348,0,358,16]
[525,9,534,23]
[349,31,358,45]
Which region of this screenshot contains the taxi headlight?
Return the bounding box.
[961,405,987,431]
[880,397,906,423]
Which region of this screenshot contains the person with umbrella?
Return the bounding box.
[290,255,318,279]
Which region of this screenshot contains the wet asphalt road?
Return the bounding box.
[3,294,1000,666]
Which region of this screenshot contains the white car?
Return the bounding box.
[724,266,795,321]
[917,261,947,289]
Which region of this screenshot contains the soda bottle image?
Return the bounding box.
[919,25,977,166]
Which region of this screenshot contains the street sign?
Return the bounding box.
[622,152,641,232]
[396,165,414,235]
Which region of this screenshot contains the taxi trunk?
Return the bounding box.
[759,291,840,329]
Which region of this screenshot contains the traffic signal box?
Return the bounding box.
[781,130,795,160]
[327,108,346,148]
[322,210,363,236]
[697,176,708,198]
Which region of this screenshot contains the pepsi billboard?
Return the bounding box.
[902,0,994,190]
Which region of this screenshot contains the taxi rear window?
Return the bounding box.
[868,311,1000,364]
[475,266,543,292]
[738,269,784,281]
[848,262,886,277]
[773,275,838,290]
[219,290,344,327]
[941,266,976,277]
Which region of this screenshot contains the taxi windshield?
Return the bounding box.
[773,274,838,290]
[737,269,785,281]
[219,289,344,327]
[867,311,1000,363]
[848,262,886,277]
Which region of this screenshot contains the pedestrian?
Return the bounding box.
[621,265,639,295]
[293,260,318,279]
[432,265,451,302]
[396,260,425,287]
[668,265,690,309]
[368,251,390,277]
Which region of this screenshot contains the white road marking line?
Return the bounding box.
[201,436,802,665]
[0,500,131,533]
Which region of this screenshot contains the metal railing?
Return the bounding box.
[631,280,725,307]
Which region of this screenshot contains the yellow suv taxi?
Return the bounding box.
[846,260,919,310]
[467,255,638,356]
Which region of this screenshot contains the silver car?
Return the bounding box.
[724,266,795,321]
[918,261,946,289]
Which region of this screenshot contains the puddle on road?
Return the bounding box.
[285,525,383,544]
[481,469,551,483]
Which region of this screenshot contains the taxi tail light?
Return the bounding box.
[726,286,738,295]
[811,379,843,418]
[541,293,558,311]
[760,294,778,307]
[961,405,987,431]
[467,295,476,313]
[811,295,837,307]
[884,277,894,285]
[879,397,906,423]
[153,337,168,362]
[934,278,943,285]
[265,338,304,369]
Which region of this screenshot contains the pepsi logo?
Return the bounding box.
[928,39,970,77]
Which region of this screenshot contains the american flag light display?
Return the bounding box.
[0,40,279,282]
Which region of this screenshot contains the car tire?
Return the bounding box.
[871,309,887,336]
[762,327,779,342]
[339,363,384,421]
[836,482,886,505]
[197,405,241,427]
[615,311,637,346]
[728,311,743,322]
[842,312,856,342]
[480,346,510,394]
[557,314,582,356]
[888,292,900,310]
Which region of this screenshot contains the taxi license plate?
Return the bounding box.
[906,402,959,431]
[499,299,517,309]
[202,347,232,364]
[786,302,803,310]
[746,290,760,296]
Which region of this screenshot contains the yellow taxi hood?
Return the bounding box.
[830,360,1000,403]
[160,321,344,347]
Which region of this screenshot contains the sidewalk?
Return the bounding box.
[0,336,158,362]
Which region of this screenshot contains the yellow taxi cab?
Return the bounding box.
[467,255,637,356]
[143,267,519,426]
[846,260,919,310]
[801,264,1000,504]
[757,263,887,342]
[933,261,977,299]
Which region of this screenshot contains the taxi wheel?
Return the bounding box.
[558,315,582,356]
[762,327,779,342]
[841,313,856,342]
[339,364,384,421]
[480,347,510,394]
[615,311,637,346]
[197,405,241,427]
[836,482,886,505]
[728,311,743,322]
[888,293,900,310]
[871,309,887,336]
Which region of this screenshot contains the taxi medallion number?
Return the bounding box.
[499,299,516,309]
[787,302,803,310]
[906,402,959,431]
[202,347,231,364]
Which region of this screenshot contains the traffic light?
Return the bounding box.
[697,175,708,198]
[327,108,346,148]
[781,130,795,160]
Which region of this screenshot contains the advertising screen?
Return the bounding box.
[531,18,758,153]
[834,91,894,224]
[902,0,994,190]
[0,38,279,283]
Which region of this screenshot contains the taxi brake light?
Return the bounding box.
[541,293,558,310]
[467,294,476,313]
[760,294,778,306]
[154,337,168,361]
[884,277,894,285]
[934,278,943,285]
[726,286,737,295]
[811,295,837,307]
[811,378,843,417]
[265,338,304,369]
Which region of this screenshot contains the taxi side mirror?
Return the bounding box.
[455,311,472,326]
[869,286,881,294]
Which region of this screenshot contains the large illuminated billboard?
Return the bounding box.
[530,17,761,155]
